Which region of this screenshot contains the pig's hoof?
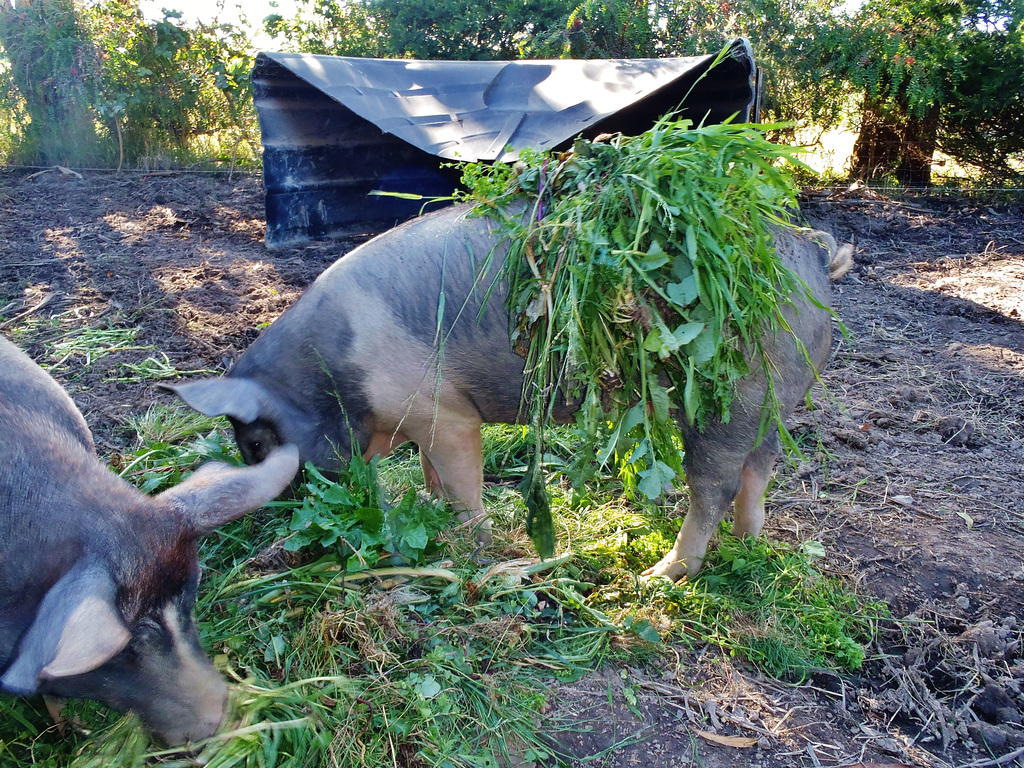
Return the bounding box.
[455,513,493,544]
[641,555,701,582]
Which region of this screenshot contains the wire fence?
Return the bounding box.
[2,163,1024,203]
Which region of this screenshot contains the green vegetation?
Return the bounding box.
[0,0,259,170]
[275,458,452,567]
[460,118,815,509]
[818,0,1024,185]
[1,419,884,767]
[45,326,150,373]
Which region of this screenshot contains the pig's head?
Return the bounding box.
[1,445,300,745]
[165,377,363,474]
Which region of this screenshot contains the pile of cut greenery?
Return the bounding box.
[459,116,820,555]
[0,415,883,768]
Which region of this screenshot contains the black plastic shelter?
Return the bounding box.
[252,39,761,248]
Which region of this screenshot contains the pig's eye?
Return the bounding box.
[121,618,168,660]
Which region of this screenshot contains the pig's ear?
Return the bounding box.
[159,444,300,533]
[1,562,131,693]
[163,378,275,425]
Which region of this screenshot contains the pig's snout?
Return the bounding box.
[145,672,227,746]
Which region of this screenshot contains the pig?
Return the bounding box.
[167,203,853,581]
[0,334,299,744]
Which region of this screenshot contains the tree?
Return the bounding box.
[938,0,1024,182]
[84,1,259,167]
[537,0,1024,184]
[263,0,383,56]
[530,0,851,141]
[827,0,1024,186]
[368,0,579,59]
[0,0,102,165]
[529,0,663,58]
[266,0,578,60]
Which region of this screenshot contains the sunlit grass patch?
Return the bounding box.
[104,352,219,383]
[112,419,239,493]
[652,532,884,678]
[125,403,226,446]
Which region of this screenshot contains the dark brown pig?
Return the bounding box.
[0,334,299,744]
[168,203,852,579]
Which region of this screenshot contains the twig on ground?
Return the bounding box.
[0,292,56,330]
[958,744,1024,768]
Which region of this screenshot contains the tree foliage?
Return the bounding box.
[263,0,383,56]
[265,0,578,59]
[0,0,258,168]
[0,0,101,165]
[939,0,1024,182]
[526,0,852,142]
[0,0,1020,183]
[83,2,258,166]
[822,0,1024,184]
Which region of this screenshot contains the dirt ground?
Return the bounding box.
[1,168,1022,768]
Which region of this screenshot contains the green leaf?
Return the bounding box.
[620,401,646,434]
[685,328,716,366]
[671,252,693,281]
[628,618,662,644]
[641,241,669,271]
[637,460,676,499]
[519,445,555,560]
[290,502,318,531]
[264,634,287,663]
[666,276,698,307]
[648,383,671,424]
[642,326,666,355]
[354,506,384,532]
[401,522,429,551]
[416,675,442,699]
[320,483,354,505]
[683,358,699,425]
[800,540,826,559]
[671,322,704,346]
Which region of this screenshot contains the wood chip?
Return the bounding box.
[695,731,758,748]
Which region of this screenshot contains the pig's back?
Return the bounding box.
[271,205,531,423]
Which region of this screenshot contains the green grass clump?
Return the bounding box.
[547,483,884,680]
[653,530,885,678]
[114,421,239,493]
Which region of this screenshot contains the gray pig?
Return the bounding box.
[168,203,852,581]
[0,334,299,744]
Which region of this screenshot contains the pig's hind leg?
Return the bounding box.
[729,434,778,540]
[642,427,780,581]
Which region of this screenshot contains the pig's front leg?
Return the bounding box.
[417,421,491,542]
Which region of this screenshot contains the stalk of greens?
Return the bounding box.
[459,117,815,533]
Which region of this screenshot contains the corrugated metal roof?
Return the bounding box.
[253,39,760,247]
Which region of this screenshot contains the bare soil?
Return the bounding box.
[2,168,1023,768]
